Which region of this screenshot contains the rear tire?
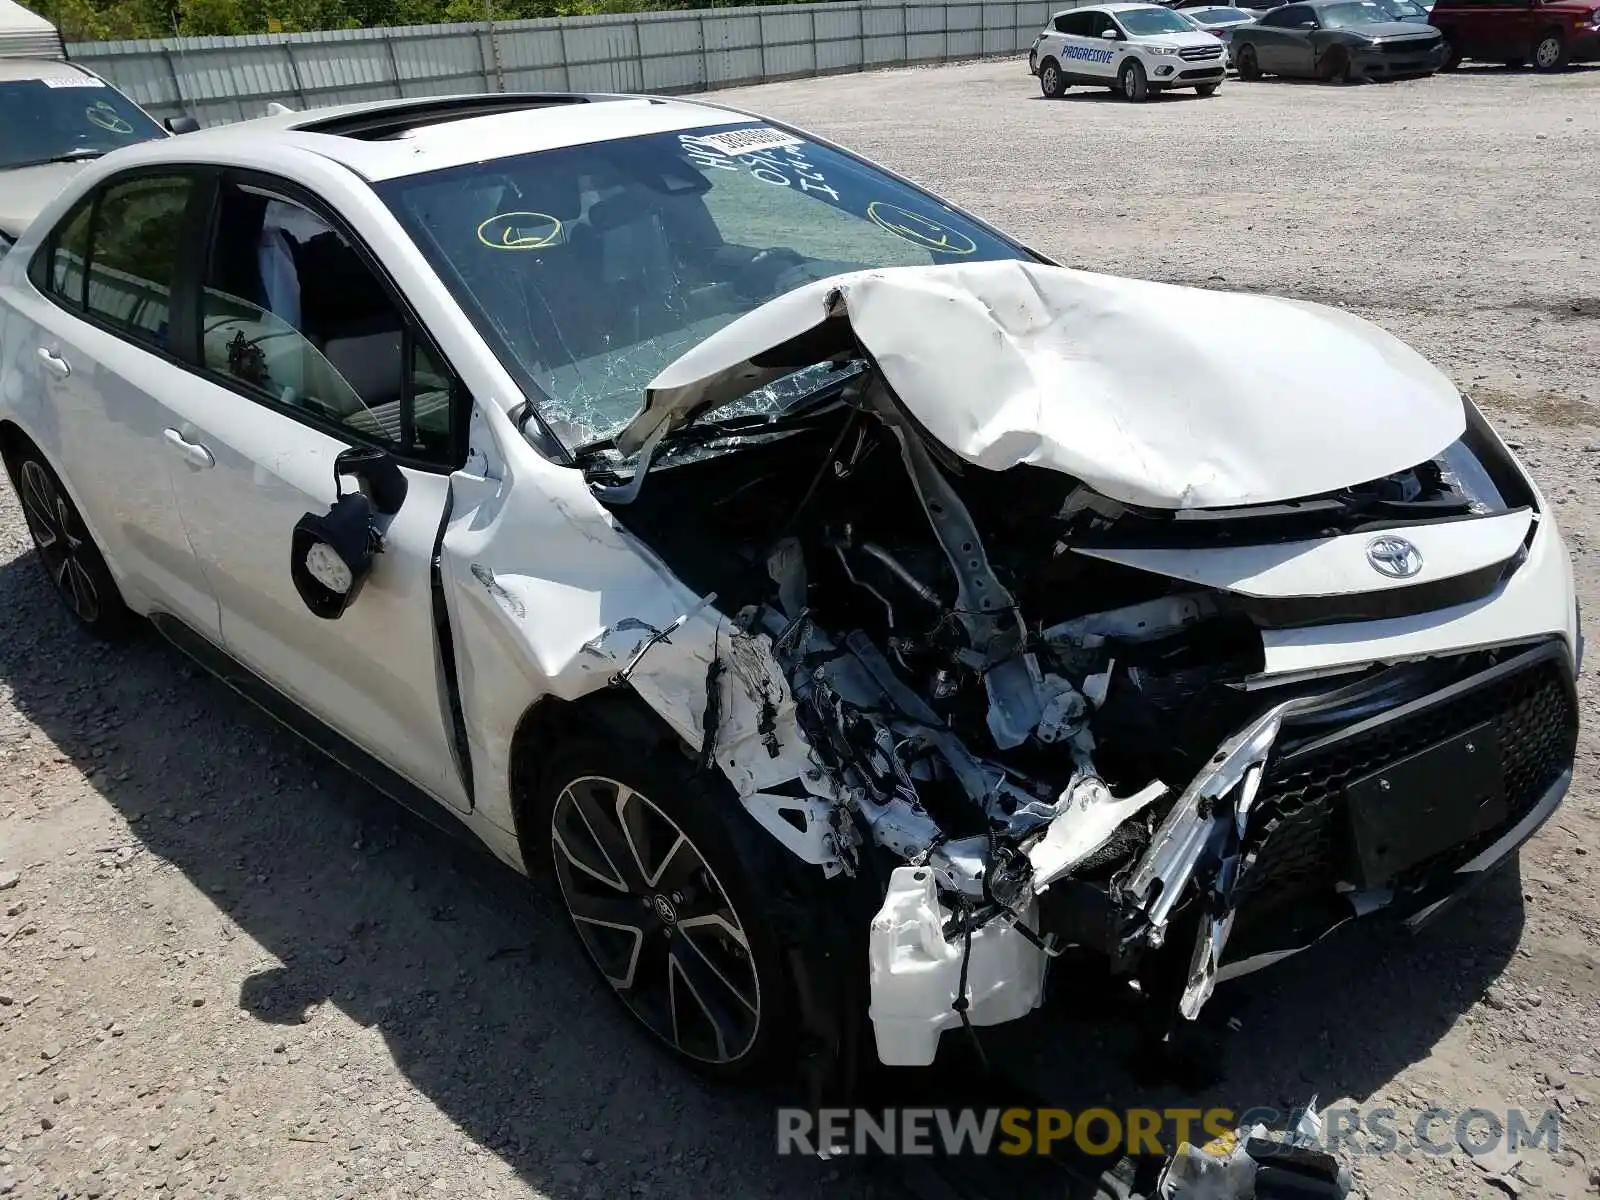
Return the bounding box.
[1236,43,1262,79]
[1531,29,1566,71]
[1119,58,1151,101]
[538,736,792,1079]
[3,443,131,638]
[1039,57,1069,97]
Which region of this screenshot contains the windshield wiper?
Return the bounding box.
[7,148,108,170]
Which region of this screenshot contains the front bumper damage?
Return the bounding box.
[865,637,1576,1066]
[562,263,1583,1072]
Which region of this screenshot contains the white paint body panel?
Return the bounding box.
[626,259,1468,510]
[1259,513,1578,677]
[1075,508,1533,597]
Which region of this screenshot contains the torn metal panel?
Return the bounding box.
[618,260,1466,510]
[1029,777,1168,893]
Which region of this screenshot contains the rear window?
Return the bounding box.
[0,77,165,172]
[1190,8,1252,22]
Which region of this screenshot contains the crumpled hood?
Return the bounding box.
[0,161,88,240]
[620,260,1466,510]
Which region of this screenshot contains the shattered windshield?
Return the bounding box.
[0,79,166,171]
[377,121,1026,451]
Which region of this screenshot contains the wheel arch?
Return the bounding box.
[507,687,689,866]
[0,417,138,607]
[0,418,34,472]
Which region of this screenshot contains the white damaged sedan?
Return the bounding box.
[0,93,1580,1084]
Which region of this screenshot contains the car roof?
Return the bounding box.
[1052,2,1173,13]
[106,92,756,184]
[0,57,97,83]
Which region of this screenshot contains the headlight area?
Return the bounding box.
[1455,392,1583,672]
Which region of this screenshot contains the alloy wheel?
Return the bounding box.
[19,460,101,624]
[1533,35,1561,69]
[1042,63,1061,94]
[550,775,762,1065]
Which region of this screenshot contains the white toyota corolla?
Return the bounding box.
[0,93,1580,1085]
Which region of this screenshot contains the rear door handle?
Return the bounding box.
[36,347,70,378]
[163,427,215,470]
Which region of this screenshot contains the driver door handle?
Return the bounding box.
[36,347,70,378]
[163,427,215,470]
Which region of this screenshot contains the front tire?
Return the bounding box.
[1320,45,1353,82]
[1437,32,1461,70]
[1236,43,1262,79]
[540,740,789,1078]
[1195,81,1220,96]
[1531,29,1566,71]
[4,445,130,637]
[1119,58,1151,101]
[1039,57,1069,97]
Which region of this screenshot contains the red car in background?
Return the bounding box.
[1430,0,1600,69]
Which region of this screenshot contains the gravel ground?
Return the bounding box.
[3,57,1600,1200]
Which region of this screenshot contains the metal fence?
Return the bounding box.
[64,0,1056,127]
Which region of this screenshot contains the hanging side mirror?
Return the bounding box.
[165,115,200,135]
[290,446,409,620]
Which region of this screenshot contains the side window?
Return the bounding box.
[198,182,454,462]
[83,175,192,349]
[1261,6,1303,23]
[1088,11,1117,35]
[1059,11,1094,33]
[1052,13,1072,30]
[35,198,93,307]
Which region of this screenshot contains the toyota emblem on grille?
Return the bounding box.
[1366,535,1423,579]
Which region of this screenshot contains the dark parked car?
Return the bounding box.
[1428,0,1600,69]
[1233,0,1447,77]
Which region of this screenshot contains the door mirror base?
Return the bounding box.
[289,446,409,620]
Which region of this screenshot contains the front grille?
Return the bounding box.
[1382,36,1440,53]
[1178,67,1226,78]
[1235,650,1576,907]
[1180,44,1224,60]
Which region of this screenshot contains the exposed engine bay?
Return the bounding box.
[566,264,1575,1068]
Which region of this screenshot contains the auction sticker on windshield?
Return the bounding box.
[684,126,805,157]
[41,76,107,88]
